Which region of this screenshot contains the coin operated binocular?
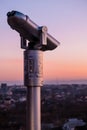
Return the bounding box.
[7,10,60,51]
[7,10,60,87]
[7,10,60,130]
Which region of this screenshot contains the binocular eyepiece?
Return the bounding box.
[7,10,60,51]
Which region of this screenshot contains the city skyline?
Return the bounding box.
[0,0,87,84]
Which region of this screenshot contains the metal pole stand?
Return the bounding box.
[24,50,43,130]
[23,26,47,130]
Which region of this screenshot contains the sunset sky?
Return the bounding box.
[0,0,87,84]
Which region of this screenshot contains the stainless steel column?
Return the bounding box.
[26,87,41,130]
[24,50,43,130]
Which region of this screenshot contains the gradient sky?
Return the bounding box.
[0,0,87,84]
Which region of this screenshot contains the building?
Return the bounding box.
[63,118,86,130]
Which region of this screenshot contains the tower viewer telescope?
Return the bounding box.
[7,10,60,51]
[7,10,60,130]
